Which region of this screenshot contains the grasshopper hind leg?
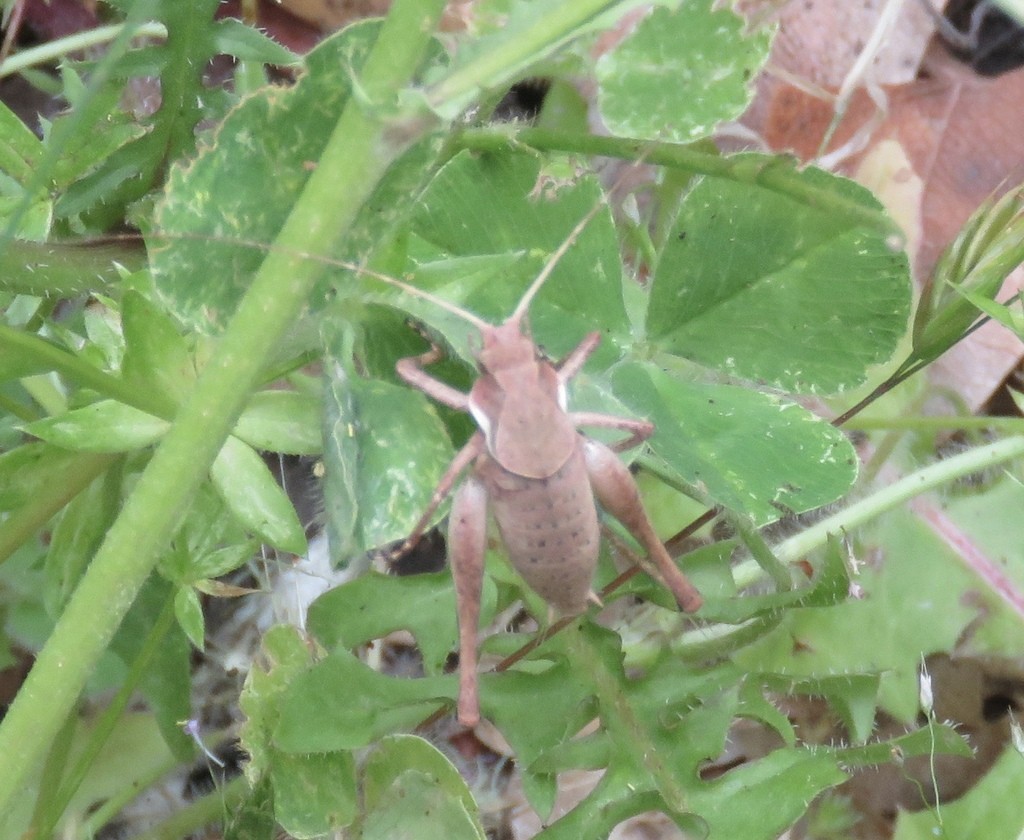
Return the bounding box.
[448,473,489,727]
[582,438,702,613]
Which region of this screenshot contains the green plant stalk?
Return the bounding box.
[846,415,1024,433]
[458,126,898,236]
[732,435,1024,590]
[726,509,793,592]
[669,616,781,664]
[0,452,115,565]
[0,239,146,296]
[33,592,178,838]
[0,0,447,812]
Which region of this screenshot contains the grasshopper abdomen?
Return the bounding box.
[480,440,601,615]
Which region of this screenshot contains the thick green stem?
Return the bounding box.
[0,239,146,297]
[458,126,898,236]
[0,0,446,813]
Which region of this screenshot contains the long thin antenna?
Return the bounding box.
[357,264,491,331]
[511,194,609,324]
[510,148,656,325]
[143,230,494,331]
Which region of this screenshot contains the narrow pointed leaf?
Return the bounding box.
[210,435,306,554]
[22,400,169,452]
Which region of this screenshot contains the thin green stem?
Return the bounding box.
[0,22,167,80]
[0,324,172,416]
[458,126,899,236]
[732,435,1024,590]
[32,593,179,838]
[0,0,447,812]
[727,509,793,592]
[0,452,116,565]
[425,0,622,115]
[846,415,1024,433]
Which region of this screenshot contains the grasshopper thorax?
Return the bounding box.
[469,315,576,480]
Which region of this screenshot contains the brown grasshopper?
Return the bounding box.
[387,210,703,727]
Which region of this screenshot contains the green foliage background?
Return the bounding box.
[0,0,1022,837]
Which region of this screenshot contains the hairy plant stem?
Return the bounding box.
[457,126,899,237]
[563,621,689,814]
[32,592,178,838]
[0,0,447,813]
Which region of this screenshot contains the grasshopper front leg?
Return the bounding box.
[392,343,478,555]
[392,433,484,557]
[396,344,471,412]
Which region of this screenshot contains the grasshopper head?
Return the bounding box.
[477,317,537,374]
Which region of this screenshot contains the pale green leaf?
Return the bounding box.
[272,750,357,839]
[210,435,306,554]
[21,399,168,452]
[239,625,316,782]
[173,585,205,651]
[121,290,196,407]
[408,151,629,362]
[611,361,857,523]
[322,352,453,562]
[233,390,322,455]
[597,1,771,142]
[359,735,485,840]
